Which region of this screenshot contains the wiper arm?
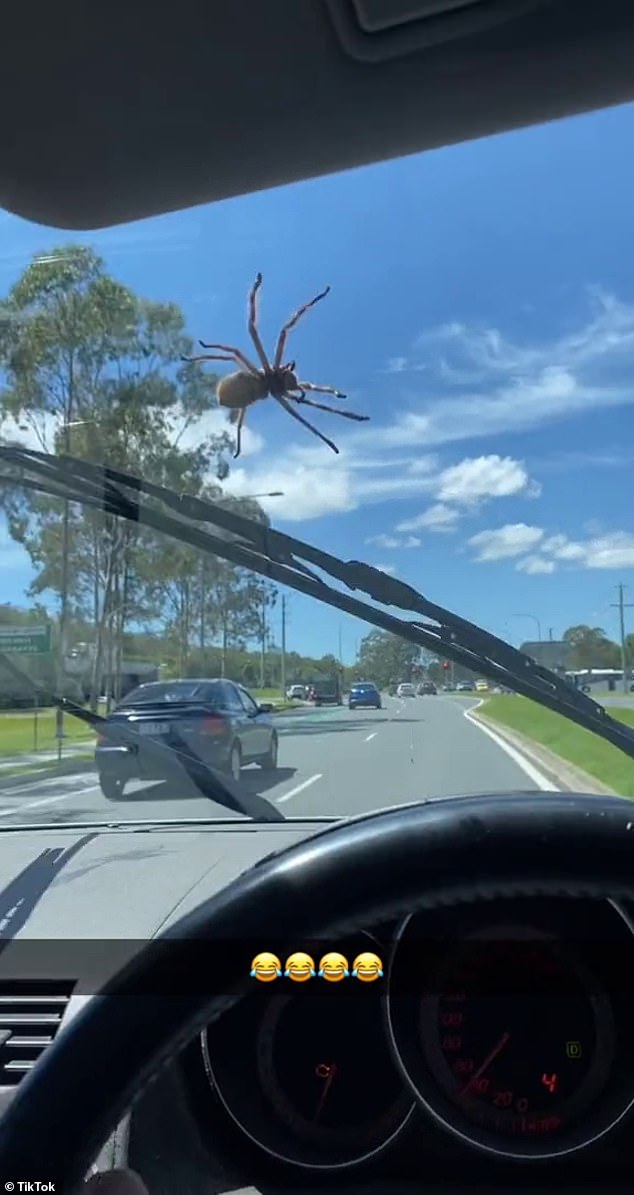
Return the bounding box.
[2,445,634,762]
[0,649,284,824]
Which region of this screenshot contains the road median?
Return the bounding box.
[469,695,632,798]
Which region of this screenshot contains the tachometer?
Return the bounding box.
[256,987,411,1157]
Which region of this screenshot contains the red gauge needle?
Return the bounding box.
[313,1062,338,1121]
[459,1031,511,1098]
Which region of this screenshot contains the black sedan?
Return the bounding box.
[348,682,382,710]
[94,678,278,800]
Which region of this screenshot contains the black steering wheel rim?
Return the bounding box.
[2,791,634,1188]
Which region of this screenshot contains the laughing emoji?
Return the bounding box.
[284,951,316,983]
[318,951,350,983]
[351,951,383,983]
[250,952,282,983]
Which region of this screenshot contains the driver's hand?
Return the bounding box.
[82,1171,149,1195]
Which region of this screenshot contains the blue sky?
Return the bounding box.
[1,101,634,664]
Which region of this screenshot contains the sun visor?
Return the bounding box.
[325,0,550,62]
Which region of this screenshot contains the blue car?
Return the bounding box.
[348,682,382,710]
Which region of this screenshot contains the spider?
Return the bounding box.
[182,272,369,458]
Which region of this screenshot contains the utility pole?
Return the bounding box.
[338,624,343,665]
[280,595,287,698]
[56,410,73,761]
[260,588,267,689]
[611,583,633,694]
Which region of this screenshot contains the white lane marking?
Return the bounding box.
[464,703,557,792]
[365,732,377,741]
[0,770,97,797]
[276,773,323,804]
[0,786,100,818]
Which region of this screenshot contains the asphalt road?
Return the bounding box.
[0,694,553,827]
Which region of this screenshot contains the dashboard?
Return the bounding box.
[127,893,634,1192]
[2,820,634,1191]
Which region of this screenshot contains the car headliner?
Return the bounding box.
[2,0,634,230]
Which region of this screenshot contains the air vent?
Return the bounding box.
[325,0,548,63]
[0,981,74,1087]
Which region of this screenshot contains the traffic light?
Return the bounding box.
[442,661,450,671]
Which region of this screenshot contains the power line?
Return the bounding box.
[610,583,633,694]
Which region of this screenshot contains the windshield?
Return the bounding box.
[1,102,633,827]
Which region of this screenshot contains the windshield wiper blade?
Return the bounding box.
[2,445,634,762]
[0,650,285,824]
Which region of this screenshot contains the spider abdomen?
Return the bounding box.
[217,370,268,410]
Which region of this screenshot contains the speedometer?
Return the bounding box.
[387,899,634,1160]
[418,928,613,1140]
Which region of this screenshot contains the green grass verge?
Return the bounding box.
[0,692,301,756]
[0,711,95,757]
[478,695,634,798]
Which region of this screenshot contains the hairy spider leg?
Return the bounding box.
[289,394,369,422]
[247,273,271,370]
[230,408,246,459]
[275,394,339,454]
[181,351,241,366]
[196,342,260,374]
[273,287,331,368]
[296,380,347,399]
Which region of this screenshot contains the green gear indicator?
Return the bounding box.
[566,1041,582,1059]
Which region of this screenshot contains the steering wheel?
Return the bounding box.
[1,791,634,1189]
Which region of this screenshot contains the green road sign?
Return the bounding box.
[0,624,52,655]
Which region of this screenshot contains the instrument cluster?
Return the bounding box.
[197,898,634,1178]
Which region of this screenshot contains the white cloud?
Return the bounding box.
[397,504,460,533]
[541,534,586,562]
[223,444,541,524]
[408,457,441,476]
[366,289,634,452]
[389,455,537,538]
[413,288,634,379]
[436,455,539,505]
[469,524,634,571]
[366,533,421,549]
[468,524,544,562]
[1,412,55,452]
[224,462,356,521]
[174,405,264,458]
[374,562,397,576]
[517,555,556,575]
[574,531,634,570]
[358,366,614,453]
[541,531,634,570]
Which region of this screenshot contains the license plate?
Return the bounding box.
[136,722,171,736]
